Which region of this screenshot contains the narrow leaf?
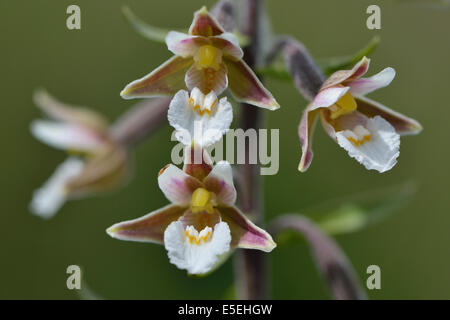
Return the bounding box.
[307,182,417,236]
[318,36,381,75]
[121,6,172,43]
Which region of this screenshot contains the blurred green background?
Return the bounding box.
[1,0,448,299]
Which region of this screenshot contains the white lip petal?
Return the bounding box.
[29,157,84,219]
[164,220,231,275]
[168,89,232,147]
[31,120,104,152]
[336,116,400,173]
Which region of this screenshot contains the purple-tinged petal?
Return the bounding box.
[183,144,214,181]
[210,33,243,60]
[33,89,108,132]
[310,86,349,110]
[189,7,225,37]
[65,145,129,197]
[322,57,370,90]
[185,62,228,95]
[356,96,422,135]
[120,56,193,99]
[203,161,236,205]
[158,164,203,205]
[349,67,396,96]
[30,120,106,152]
[107,205,186,244]
[219,206,276,252]
[165,31,208,57]
[298,107,319,172]
[225,59,280,110]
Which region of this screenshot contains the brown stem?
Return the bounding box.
[234,0,268,300]
[269,215,367,300]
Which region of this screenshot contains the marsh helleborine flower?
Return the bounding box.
[107,145,276,275]
[120,7,279,111]
[30,90,128,218]
[298,57,422,173]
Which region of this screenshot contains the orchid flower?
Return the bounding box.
[298,57,422,173]
[107,145,276,275]
[120,7,279,111]
[168,87,233,148]
[30,90,128,218]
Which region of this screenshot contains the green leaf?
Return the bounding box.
[318,36,381,75]
[121,6,172,43]
[305,182,417,236]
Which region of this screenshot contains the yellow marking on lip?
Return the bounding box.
[185,229,212,245]
[347,134,371,147]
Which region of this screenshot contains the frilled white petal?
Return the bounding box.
[30,120,104,152]
[164,220,231,275]
[168,89,233,147]
[29,157,84,219]
[349,67,396,96]
[336,116,400,173]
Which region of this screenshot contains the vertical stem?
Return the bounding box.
[234,0,268,300]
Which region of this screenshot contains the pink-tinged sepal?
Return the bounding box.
[321,57,370,90]
[107,205,186,244]
[158,164,202,205]
[183,144,213,180]
[189,7,225,37]
[120,56,193,99]
[225,59,280,110]
[219,206,276,252]
[298,107,319,172]
[203,161,236,205]
[356,96,422,135]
